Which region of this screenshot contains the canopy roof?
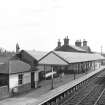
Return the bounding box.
[39,51,68,65]
[39,51,105,65]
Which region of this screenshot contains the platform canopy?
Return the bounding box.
[39,51,69,66]
[39,51,105,65]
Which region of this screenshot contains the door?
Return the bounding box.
[31,72,35,88]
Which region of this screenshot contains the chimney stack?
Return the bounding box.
[57,39,61,48]
[64,36,69,46]
[83,39,87,46]
[75,40,81,47]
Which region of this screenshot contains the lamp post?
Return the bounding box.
[51,66,54,89]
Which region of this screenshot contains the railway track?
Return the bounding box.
[60,70,105,105]
[94,87,105,105]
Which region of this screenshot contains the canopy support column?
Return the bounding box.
[51,66,54,90]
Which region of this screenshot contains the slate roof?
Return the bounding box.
[0,63,8,74]
[0,53,32,74]
[39,51,105,65]
[0,60,31,74]
[27,50,48,60]
[39,51,68,65]
[55,45,86,53]
[70,45,86,52]
[9,60,31,74]
[54,51,105,63]
[81,46,91,53]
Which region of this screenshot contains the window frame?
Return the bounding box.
[18,73,23,85]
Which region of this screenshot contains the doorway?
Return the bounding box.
[31,72,35,88]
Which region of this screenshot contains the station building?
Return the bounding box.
[0,38,104,97]
[0,47,48,96]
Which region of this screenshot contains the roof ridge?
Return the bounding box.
[70,45,86,51]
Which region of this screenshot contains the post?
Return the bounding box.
[51,66,54,89]
[77,63,79,74]
[44,65,46,80]
[101,46,103,65]
[94,61,95,70]
[85,62,87,74]
[74,64,76,80]
[74,71,76,80]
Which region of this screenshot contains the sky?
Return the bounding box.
[0,0,105,53]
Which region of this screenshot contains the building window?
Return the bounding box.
[18,73,23,85]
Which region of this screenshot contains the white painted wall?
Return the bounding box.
[23,72,31,84]
[9,72,31,90]
[34,71,39,82]
[9,74,18,89]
